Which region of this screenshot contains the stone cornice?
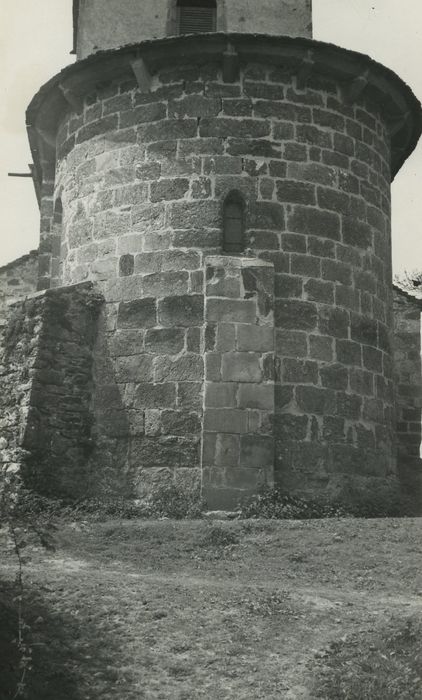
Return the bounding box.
[26,33,422,201]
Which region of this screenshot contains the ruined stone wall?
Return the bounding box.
[0,283,103,499]
[203,256,274,508]
[53,59,395,501]
[393,286,422,500]
[0,251,39,328]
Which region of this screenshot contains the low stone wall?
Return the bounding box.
[393,286,422,502]
[202,256,274,508]
[0,251,39,328]
[0,283,103,499]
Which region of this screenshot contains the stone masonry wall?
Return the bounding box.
[53,60,396,501]
[393,286,422,501]
[203,256,274,509]
[0,283,103,499]
[0,251,39,328]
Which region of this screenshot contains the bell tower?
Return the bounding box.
[74,0,313,59]
[17,0,422,508]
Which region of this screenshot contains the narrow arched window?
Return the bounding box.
[177,0,217,35]
[53,197,63,226]
[223,192,245,254]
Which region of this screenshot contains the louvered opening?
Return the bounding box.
[177,0,216,35]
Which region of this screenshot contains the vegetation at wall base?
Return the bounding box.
[238,487,418,520]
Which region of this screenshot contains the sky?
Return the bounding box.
[0,0,421,275]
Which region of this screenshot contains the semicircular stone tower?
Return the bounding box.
[23,0,421,507]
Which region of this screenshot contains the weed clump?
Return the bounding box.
[239,489,348,520]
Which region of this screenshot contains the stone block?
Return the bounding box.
[205,353,222,381]
[322,416,345,443]
[169,95,221,118]
[216,324,236,352]
[351,314,378,347]
[169,200,221,228]
[291,254,321,278]
[150,178,190,202]
[319,306,349,339]
[224,468,267,490]
[215,434,240,467]
[237,325,274,352]
[276,329,308,358]
[274,414,308,441]
[276,180,316,206]
[144,409,161,436]
[308,236,335,259]
[130,435,200,470]
[117,298,156,328]
[137,119,198,143]
[336,393,362,420]
[76,115,118,144]
[114,355,153,382]
[296,386,336,414]
[221,353,262,383]
[304,279,334,304]
[342,217,373,248]
[144,328,185,355]
[288,206,340,240]
[320,363,349,391]
[173,468,201,493]
[119,254,134,277]
[202,432,217,465]
[322,259,352,286]
[158,295,204,327]
[240,434,274,469]
[275,385,294,409]
[206,299,256,325]
[349,368,374,397]
[205,382,237,408]
[206,275,241,299]
[161,410,201,435]
[186,327,201,353]
[275,300,318,331]
[237,384,274,410]
[177,382,203,410]
[130,383,176,409]
[142,271,190,297]
[281,233,307,254]
[154,354,203,382]
[296,124,332,148]
[336,339,362,366]
[309,335,333,362]
[283,359,318,384]
[135,162,161,180]
[132,203,165,231]
[249,202,285,231]
[199,117,270,139]
[108,329,144,357]
[204,409,248,434]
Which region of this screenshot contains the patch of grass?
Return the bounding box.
[200,525,240,548]
[312,618,422,699]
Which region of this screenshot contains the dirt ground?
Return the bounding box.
[1,517,422,699]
